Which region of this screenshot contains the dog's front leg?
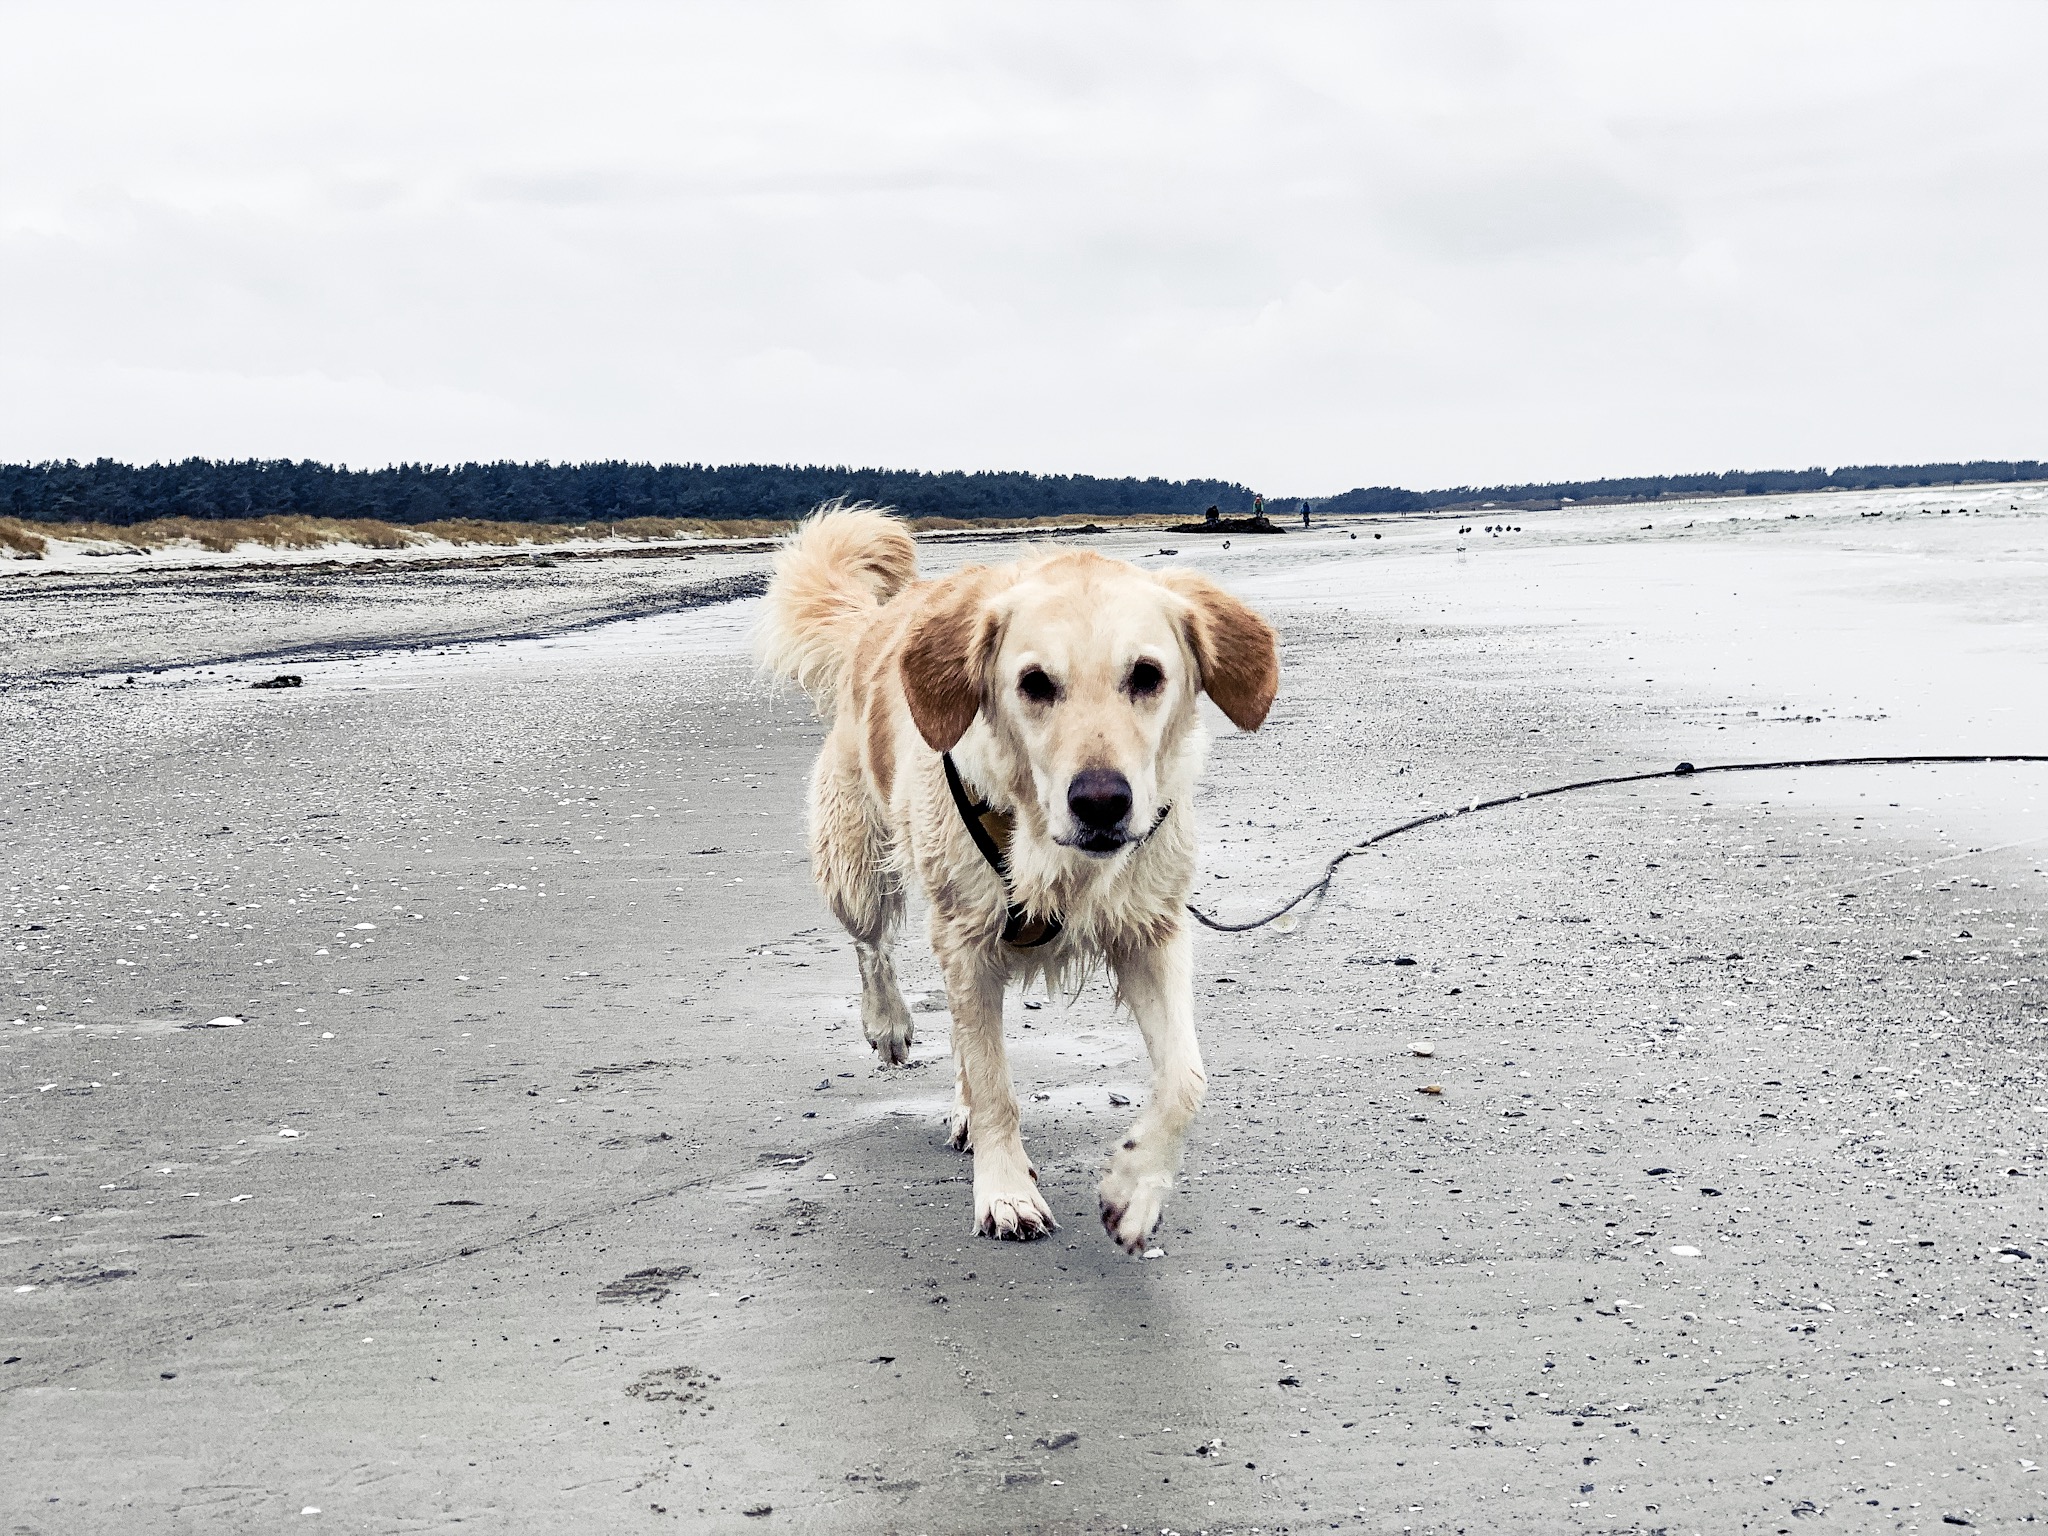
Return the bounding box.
[939,940,1056,1240]
[1100,924,1205,1255]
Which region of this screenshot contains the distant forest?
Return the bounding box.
[2,455,2043,528]
[1315,460,2048,516]
[0,460,1257,528]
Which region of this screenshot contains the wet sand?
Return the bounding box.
[4,484,2046,1533]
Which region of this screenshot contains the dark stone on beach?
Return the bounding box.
[250,674,302,690]
[1167,515,1288,535]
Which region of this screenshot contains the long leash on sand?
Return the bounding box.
[1184,754,2048,935]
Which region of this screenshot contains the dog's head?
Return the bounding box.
[901,551,1278,858]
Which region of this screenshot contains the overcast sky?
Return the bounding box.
[2,2,2043,493]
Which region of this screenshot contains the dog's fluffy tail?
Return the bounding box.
[756,501,918,709]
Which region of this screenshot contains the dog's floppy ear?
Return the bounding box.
[1157,569,1280,731]
[900,569,1000,752]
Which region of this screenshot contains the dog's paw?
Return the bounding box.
[977,1192,1056,1241]
[946,1098,973,1152]
[862,996,915,1066]
[868,1025,913,1067]
[1098,1160,1173,1256]
[974,1165,1056,1240]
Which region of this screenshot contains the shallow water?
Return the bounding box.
[1215,485,2048,867]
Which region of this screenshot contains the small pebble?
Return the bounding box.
[1409,1042,1435,1058]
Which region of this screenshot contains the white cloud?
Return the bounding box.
[1,0,2043,491]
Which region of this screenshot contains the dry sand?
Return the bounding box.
[4,484,2046,1533]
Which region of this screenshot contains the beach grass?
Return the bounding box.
[0,516,50,557]
[0,509,1186,560]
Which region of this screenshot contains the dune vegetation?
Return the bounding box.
[0,509,1162,561]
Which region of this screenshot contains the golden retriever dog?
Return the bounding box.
[757,506,1278,1253]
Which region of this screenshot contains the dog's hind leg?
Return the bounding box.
[809,734,916,1066]
[947,1055,973,1151]
[851,927,915,1067]
[935,929,1053,1238]
[1098,924,1206,1255]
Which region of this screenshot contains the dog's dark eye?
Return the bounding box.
[1018,667,1058,703]
[1127,659,1165,697]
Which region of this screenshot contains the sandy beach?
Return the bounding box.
[5,483,2046,1534]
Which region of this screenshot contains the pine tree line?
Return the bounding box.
[0,459,1257,528]
[2,455,2040,528]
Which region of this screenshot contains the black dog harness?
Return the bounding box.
[941,753,1170,949]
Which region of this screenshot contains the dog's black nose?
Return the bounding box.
[1067,768,1132,833]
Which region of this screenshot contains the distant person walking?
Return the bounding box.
[1252,493,1265,520]
[1300,501,1311,529]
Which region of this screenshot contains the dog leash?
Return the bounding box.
[942,752,1066,948]
[1186,753,2048,934]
